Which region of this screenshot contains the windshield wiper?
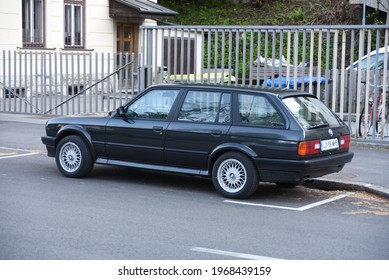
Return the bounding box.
[309,123,329,130]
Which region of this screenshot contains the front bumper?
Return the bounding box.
[41,136,56,157]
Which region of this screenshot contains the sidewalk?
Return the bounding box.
[1,112,389,199]
[304,139,389,199]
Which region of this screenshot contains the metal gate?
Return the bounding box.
[0,51,140,115]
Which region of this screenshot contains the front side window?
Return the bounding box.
[64,0,84,48]
[127,89,179,120]
[238,94,284,127]
[22,0,44,47]
[178,91,231,123]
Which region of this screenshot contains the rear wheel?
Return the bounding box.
[56,135,94,178]
[212,152,259,199]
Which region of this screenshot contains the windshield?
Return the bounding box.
[283,96,342,130]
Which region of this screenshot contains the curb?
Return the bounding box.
[303,179,389,199]
[351,138,389,150]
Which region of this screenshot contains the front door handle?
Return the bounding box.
[153,126,163,134]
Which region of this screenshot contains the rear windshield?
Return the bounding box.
[283,96,342,130]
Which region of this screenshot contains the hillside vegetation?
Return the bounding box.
[160,0,364,26]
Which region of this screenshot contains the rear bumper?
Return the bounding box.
[41,136,56,157]
[255,151,354,183]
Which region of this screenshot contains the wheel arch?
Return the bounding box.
[55,125,97,159]
[208,143,259,176]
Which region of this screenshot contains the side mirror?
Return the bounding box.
[116,106,126,117]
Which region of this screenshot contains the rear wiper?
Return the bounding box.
[309,123,329,130]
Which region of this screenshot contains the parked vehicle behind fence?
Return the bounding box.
[41,84,353,198]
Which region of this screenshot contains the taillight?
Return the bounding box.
[298,140,321,156]
[340,135,351,149]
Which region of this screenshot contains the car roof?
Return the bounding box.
[357,46,389,62]
[149,83,315,99]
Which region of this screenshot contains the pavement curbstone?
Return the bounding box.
[303,179,389,199]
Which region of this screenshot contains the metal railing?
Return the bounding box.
[141,24,389,139]
[0,50,140,115]
[1,24,389,140]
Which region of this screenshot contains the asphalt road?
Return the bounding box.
[1,115,389,260]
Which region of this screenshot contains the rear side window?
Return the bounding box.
[178,90,231,123]
[283,96,342,130]
[238,94,284,127]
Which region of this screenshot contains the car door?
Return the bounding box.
[105,88,180,165]
[164,89,232,171]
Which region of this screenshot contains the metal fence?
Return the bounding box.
[142,24,389,139]
[0,50,140,115]
[1,24,389,139]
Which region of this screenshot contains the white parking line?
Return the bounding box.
[224,193,350,211]
[0,152,39,160]
[191,247,282,260]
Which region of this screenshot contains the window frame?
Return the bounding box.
[22,0,45,48]
[236,92,285,128]
[126,89,180,120]
[64,0,85,49]
[177,90,231,124]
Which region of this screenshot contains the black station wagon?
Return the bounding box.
[41,84,353,198]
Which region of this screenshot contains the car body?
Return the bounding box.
[348,46,389,70]
[41,83,353,198]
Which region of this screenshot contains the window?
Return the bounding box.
[22,0,44,47]
[64,0,84,48]
[283,96,341,130]
[178,91,231,123]
[238,94,284,127]
[127,90,179,120]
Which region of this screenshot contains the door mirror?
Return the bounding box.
[116,106,126,117]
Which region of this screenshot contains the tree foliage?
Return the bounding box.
[159,0,362,26]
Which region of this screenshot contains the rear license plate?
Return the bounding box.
[321,138,339,151]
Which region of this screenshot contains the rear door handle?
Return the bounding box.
[210,130,222,136]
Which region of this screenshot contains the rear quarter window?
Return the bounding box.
[238,93,284,127]
[283,96,342,130]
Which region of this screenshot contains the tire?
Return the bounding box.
[55,135,94,178]
[359,107,375,137]
[212,152,259,199]
[359,106,383,137]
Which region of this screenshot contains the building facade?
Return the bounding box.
[0,0,177,52]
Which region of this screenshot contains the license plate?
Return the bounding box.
[321,138,339,151]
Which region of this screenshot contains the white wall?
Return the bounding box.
[0,0,22,50]
[46,0,63,49]
[0,0,116,53]
[86,0,115,52]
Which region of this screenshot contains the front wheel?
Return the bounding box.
[212,152,259,199]
[359,107,376,137]
[56,135,94,178]
[359,103,389,137]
